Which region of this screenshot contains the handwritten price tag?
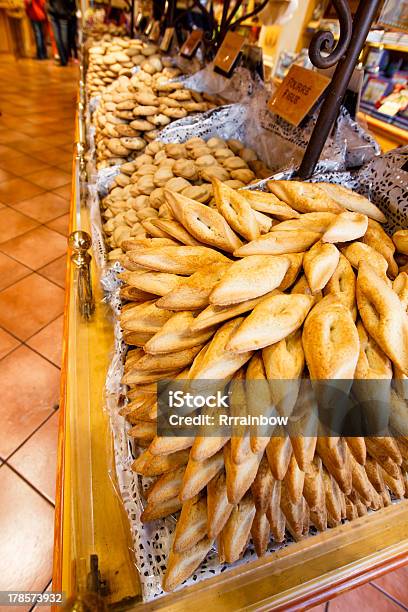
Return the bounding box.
[180,29,203,58]
[214,31,246,77]
[269,65,330,126]
[160,27,175,52]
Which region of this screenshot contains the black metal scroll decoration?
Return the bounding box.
[309,0,352,69]
[298,0,382,179]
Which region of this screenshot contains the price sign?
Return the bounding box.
[160,27,175,52]
[268,64,330,126]
[149,20,161,42]
[180,29,203,58]
[214,31,246,77]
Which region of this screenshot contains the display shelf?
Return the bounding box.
[53,97,408,612]
[358,110,408,151]
[366,41,408,53]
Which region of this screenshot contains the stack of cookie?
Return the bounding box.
[102,137,272,257]
[118,178,408,590]
[87,38,160,98]
[92,69,223,170]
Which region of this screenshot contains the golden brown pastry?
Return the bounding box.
[316,182,386,223]
[226,293,314,352]
[156,262,230,311]
[234,230,320,256]
[356,262,408,374]
[209,255,289,305]
[393,229,408,255]
[268,180,343,213]
[212,178,260,241]
[322,211,368,243]
[303,241,340,293]
[302,295,360,378]
[243,189,300,219]
[164,190,242,253]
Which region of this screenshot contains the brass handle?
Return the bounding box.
[69,231,95,320]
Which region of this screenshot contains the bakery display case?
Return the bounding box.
[53,4,408,610]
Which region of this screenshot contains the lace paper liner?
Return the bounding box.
[248,145,408,235]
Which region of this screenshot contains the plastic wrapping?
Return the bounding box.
[103,146,407,602]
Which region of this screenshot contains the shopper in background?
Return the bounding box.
[24,0,48,59]
[46,0,76,66]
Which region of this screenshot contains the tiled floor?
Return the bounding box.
[0,55,76,603]
[0,55,407,612]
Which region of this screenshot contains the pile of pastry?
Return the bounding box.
[92,67,223,170]
[102,137,272,256]
[87,38,160,97]
[118,178,408,591]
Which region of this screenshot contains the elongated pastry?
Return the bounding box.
[303,241,340,293]
[156,262,230,310]
[122,368,181,385]
[363,218,398,278]
[141,495,182,522]
[266,479,286,541]
[288,381,318,472]
[149,435,193,456]
[122,237,178,251]
[254,210,274,234]
[345,437,366,466]
[212,178,260,241]
[164,189,242,253]
[283,454,305,504]
[188,318,254,380]
[128,420,156,441]
[323,254,356,315]
[251,454,274,512]
[152,218,201,246]
[251,509,271,557]
[121,300,173,334]
[279,253,304,290]
[316,182,386,223]
[393,272,408,313]
[180,449,224,501]
[322,211,368,243]
[272,212,337,234]
[234,230,320,256]
[207,470,234,538]
[226,293,314,352]
[128,245,230,275]
[279,482,304,540]
[341,241,389,280]
[262,330,304,417]
[147,465,185,503]
[268,180,343,213]
[265,431,292,480]
[144,312,215,354]
[190,293,273,332]
[120,286,158,302]
[393,229,408,255]
[134,344,203,372]
[131,448,190,476]
[163,537,214,591]
[210,255,289,305]
[357,262,408,374]
[302,295,360,379]
[218,493,256,563]
[354,320,392,433]
[243,189,300,219]
[303,456,325,511]
[224,442,263,503]
[246,353,273,453]
[173,495,208,553]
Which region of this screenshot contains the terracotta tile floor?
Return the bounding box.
[0,55,76,600]
[0,55,407,611]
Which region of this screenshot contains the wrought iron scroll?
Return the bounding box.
[298,0,382,179]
